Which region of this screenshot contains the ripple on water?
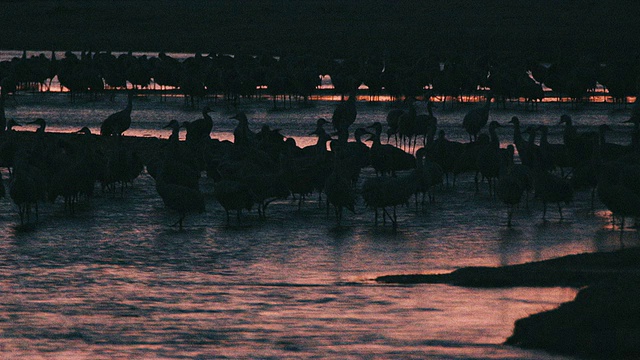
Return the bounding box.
[0,93,625,358]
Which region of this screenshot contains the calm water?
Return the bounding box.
[0,89,637,359]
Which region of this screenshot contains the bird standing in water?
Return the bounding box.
[100,91,134,136]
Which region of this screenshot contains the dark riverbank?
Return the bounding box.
[376,247,640,359]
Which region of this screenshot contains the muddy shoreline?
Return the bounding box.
[376,247,640,358]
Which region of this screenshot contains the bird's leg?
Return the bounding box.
[558,204,563,221]
[18,204,24,226]
[620,217,626,249]
[392,206,398,232]
[474,171,479,193]
[542,201,547,221]
[507,206,513,227]
[326,197,330,217]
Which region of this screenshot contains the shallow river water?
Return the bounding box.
[0,89,637,359]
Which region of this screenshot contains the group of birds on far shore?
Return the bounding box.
[1,87,640,242]
[2,49,640,110]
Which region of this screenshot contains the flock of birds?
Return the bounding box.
[1,87,640,240]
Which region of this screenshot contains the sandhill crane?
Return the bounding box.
[244,171,289,219]
[324,155,357,226]
[429,130,464,186]
[397,98,417,152]
[155,172,205,231]
[366,122,415,176]
[532,159,574,221]
[414,100,437,148]
[559,114,597,166]
[361,170,418,231]
[597,162,640,247]
[462,93,493,141]
[386,108,405,144]
[538,125,571,175]
[597,124,629,162]
[497,145,526,227]
[329,127,370,185]
[415,147,443,207]
[100,91,134,136]
[331,88,357,142]
[9,157,45,225]
[507,116,529,166]
[231,112,257,148]
[0,119,22,174]
[147,120,200,190]
[213,179,254,226]
[27,117,47,134]
[186,105,213,143]
[476,121,504,196]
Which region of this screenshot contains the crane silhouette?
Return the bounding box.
[462,93,493,141]
[597,162,640,247]
[331,88,357,142]
[100,91,134,136]
[186,105,213,143]
[155,172,205,231]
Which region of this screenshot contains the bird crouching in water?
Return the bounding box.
[100,91,134,136]
[155,171,205,231]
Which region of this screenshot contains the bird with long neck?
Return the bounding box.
[475,121,503,196]
[496,145,526,227]
[163,119,182,145]
[366,122,415,177]
[100,91,134,136]
[397,98,417,152]
[462,93,493,141]
[332,87,357,143]
[538,125,570,173]
[186,105,213,143]
[231,111,256,148]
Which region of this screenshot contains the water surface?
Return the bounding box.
[0,90,635,358]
